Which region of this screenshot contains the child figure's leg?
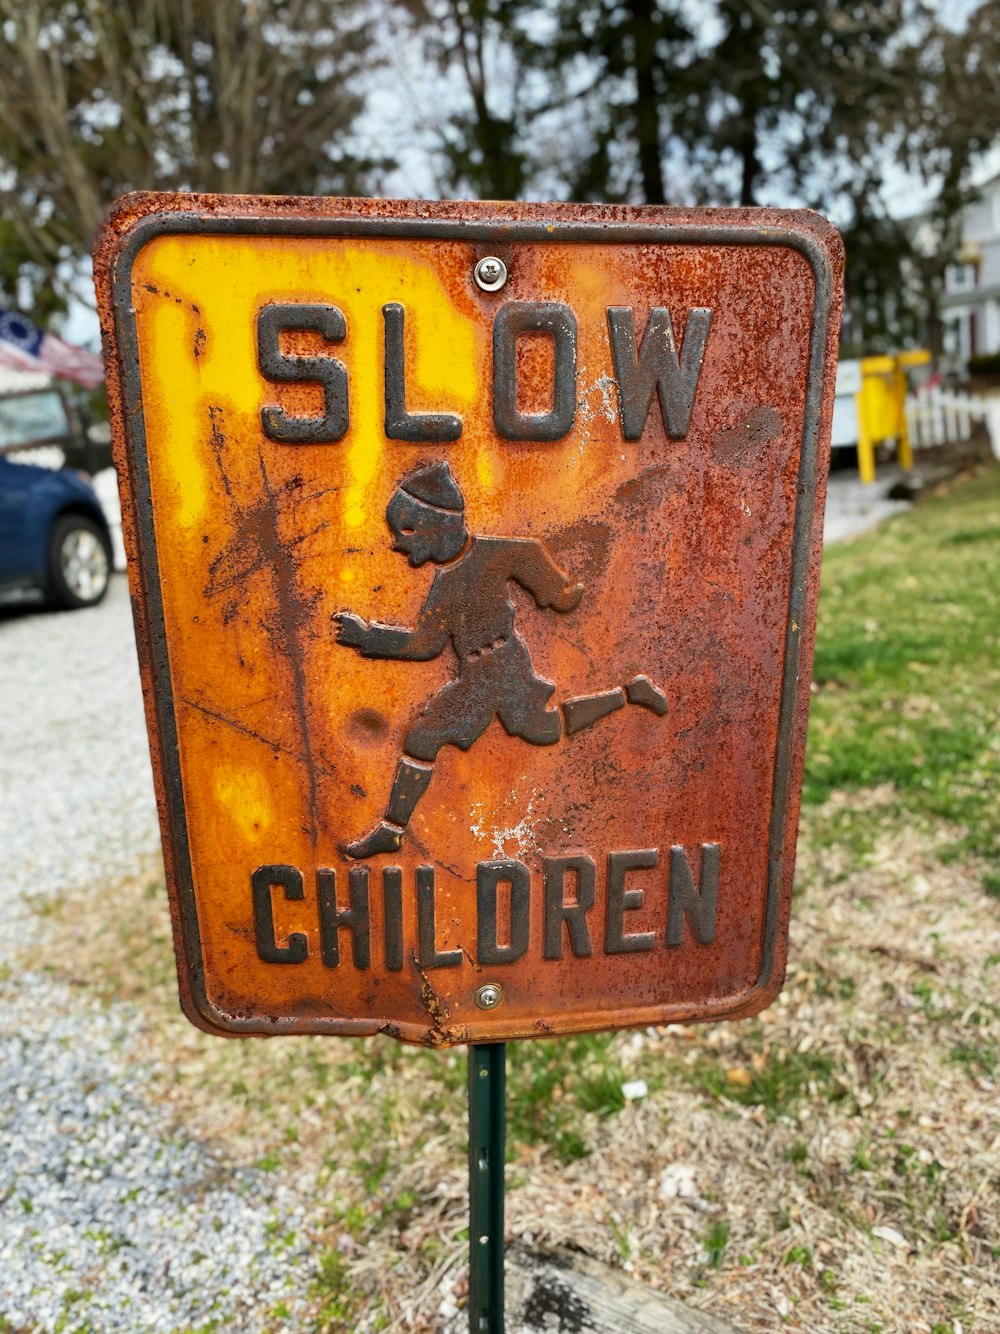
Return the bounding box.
[562,687,625,735]
[343,669,668,858]
[624,675,669,714]
[496,638,562,746]
[386,756,434,825]
[343,755,433,860]
[343,672,494,860]
[563,674,667,735]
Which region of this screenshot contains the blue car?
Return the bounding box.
[0,453,113,608]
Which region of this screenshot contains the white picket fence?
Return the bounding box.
[906,386,1000,460]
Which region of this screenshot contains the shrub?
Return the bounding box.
[967,351,1000,376]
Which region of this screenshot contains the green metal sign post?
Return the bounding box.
[468,1043,507,1333]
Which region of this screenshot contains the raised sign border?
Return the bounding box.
[96,196,842,1046]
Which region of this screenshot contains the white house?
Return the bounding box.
[941,172,1000,362]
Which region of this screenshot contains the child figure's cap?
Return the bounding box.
[399,461,464,512]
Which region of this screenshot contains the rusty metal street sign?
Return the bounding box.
[95,195,842,1048]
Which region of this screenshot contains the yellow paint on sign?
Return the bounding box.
[213,763,275,843]
[333,246,479,528]
[134,236,481,538]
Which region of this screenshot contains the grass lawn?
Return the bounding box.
[28,464,1000,1334]
[806,465,1000,880]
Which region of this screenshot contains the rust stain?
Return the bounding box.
[413,957,452,1043]
[201,414,326,841]
[713,405,785,469]
[254,451,322,845]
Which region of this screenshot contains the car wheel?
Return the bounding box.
[48,514,112,609]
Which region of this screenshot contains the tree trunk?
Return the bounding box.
[738,107,760,207]
[925,277,944,368]
[628,0,666,204]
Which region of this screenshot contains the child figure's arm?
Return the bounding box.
[508,538,584,613]
[334,595,448,661]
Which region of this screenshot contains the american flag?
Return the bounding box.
[0,305,105,391]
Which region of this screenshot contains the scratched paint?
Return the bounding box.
[95,195,842,1047]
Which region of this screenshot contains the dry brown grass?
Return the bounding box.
[499,812,999,1334]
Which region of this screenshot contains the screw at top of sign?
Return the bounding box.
[474,256,507,292]
[475,983,504,1010]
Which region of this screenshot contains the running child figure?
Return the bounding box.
[335,461,667,859]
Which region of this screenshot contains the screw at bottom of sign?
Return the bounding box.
[475,983,504,1010]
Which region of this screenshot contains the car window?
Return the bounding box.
[0,390,73,451]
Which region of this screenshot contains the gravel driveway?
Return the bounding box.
[0,578,312,1333]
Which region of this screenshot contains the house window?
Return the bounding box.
[944,309,973,360]
[946,263,978,294]
[985,299,1000,354]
